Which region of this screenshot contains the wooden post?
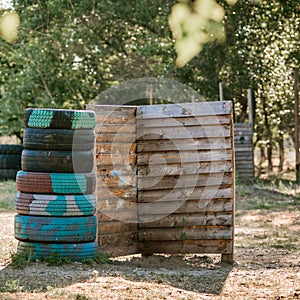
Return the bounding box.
[219,82,224,101]
[294,68,300,182]
[247,89,253,125]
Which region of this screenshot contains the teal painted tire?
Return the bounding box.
[17,241,99,261]
[25,108,96,129]
[14,215,97,243]
[15,192,96,216]
[21,149,94,173]
[0,144,23,155]
[16,171,96,194]
[23,128,95,151]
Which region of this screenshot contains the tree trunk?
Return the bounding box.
[261,95,273,172]
[278,135,284,173]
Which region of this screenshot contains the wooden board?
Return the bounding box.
[138,161,232,176]
[138,198,233,215]
[140,240,233,255]
[96,143,136,154]
[137,138,232,152]
[136,102,232,118]
[139,212,232,227]
[138,186,233,202]
[138,173,232,190]
[137,150,232,165]
[137,115,231,127]
[137,125,231,140]
[139,227,232,241]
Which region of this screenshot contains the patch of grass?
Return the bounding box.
[10,250,33,269]
[236,179,300,211]
[75,294,90,300]
[42,252,72,266]
[82,252,111,265]
[0,279,24,293]
[0,180,16,211]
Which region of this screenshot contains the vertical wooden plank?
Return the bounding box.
[88,104,139,257]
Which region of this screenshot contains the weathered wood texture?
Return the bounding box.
[136,101,235,262]
[86,104,139,256]
[88,102,235,263]
[234,123,254,179]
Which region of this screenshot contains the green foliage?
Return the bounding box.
[42,252,72,266]
[10,249,33,269]
[0,0,299,171]
[82,252,111,265]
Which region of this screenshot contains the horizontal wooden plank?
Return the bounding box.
[97,186,137,199]
[137,150,233,165]
[139,227,232,241]
[234,123,252,128]
[139,212,232,227]
[138,186,233,202]
[86,104,136,116]
[138,198,233,215]
[136,115,231,128]
[96,143,136,154]
[98,197,137,210]
[137,125,231,140]
[98,221,137,234]
[140,240,233,255]
[97,175,137,188]
[136,101,232,118]
[98,232,139,256]
[97,165,136,177]
[138,173,233,190]
[234,148,253,153]
[95,124,136,134]
[137,161,232,177]
[96,115,135,125]
[137,138,232,152]
[97,208,138,222]
[96,133,136,143]
[96,153,136,165]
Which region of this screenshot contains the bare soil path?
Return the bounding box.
[0,184,299,299]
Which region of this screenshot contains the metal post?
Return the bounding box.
[219,82,224,101]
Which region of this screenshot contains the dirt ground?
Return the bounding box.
[0,184,299,300]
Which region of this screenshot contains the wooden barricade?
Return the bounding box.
[87,101,235,263]
[234,123,254,180]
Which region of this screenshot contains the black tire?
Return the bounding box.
[17,241,99,261]
[0,144,23,155]
[0,154,21,169]
[21,149,94,173]
[16,192,96,216]
[14,215,97,243]
[16,171,96,194]
[0,169,18,180]
[24,108,96,129]
[23,128,95,151]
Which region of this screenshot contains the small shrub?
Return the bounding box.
[42,252,72,266]
[10,250,33,269]
[82,252,111,265]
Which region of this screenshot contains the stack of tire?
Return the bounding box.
[0,144,23,180]
[14,108,98,261]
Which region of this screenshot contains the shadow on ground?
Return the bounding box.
[0,253,233,296]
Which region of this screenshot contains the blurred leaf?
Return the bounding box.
[0,12,19,42]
